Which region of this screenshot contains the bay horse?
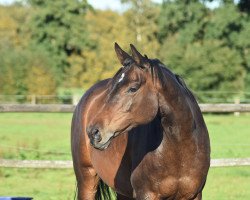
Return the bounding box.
[71,43,210,200]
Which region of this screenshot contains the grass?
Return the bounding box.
[0,113,72,160]
[203,167,250,199]
[205,114,250,159]
[0,168,75,200]
[0,113,249,199]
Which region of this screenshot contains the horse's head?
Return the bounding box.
[86,43,159,150]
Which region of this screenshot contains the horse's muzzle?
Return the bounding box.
[87,125,102,141]
[86,125,112,150]
[91,139,111,150]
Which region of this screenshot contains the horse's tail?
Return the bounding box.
[74,181,78,200]
[95,179,117,200]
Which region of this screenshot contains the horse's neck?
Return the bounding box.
[157,74,199,142]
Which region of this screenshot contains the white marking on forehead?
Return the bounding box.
[118,73,125,83]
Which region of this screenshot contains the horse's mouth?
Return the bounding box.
[91,139,111,150]
[114,124,133,137]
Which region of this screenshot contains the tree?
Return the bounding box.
[65,10,134,90]
[0,43,57,95]
[158,0,247,101]
[24,0,91,83]
[0,5,29,49]
[121,0,161,57]
[239,0,250,12]
[204,2,250,98]
[158,0,208,42]
[160,37,245,100]
[26,65,56,95]
[203,3,242,47]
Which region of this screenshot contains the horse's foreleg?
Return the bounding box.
[77,166,99,200]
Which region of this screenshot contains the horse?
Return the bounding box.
[71,43,210,200]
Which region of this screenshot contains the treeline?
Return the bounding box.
[0,0,249,102]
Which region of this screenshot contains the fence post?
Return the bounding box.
[72,95,80,106]
[31,95,36,105]
[234,98,240,116]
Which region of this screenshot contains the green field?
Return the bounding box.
[0,113,249,199]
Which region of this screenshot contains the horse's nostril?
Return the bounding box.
[92,128,99,136]
[87,126,102,143]
[93,128,101,141]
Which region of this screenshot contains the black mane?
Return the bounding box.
[151,59,196,100]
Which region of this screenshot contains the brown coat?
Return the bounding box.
[71,44,210,200]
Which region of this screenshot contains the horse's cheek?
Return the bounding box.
[138,93,158,122]
[122,98,133,112]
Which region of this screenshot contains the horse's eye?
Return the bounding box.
[127,85,140,93]
[128,87,137,93]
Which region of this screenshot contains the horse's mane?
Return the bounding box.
[151,59,197,102]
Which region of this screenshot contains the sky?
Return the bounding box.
[0,0,162,9]
[0,0,223,10]
[0,0,242,10]
[88,0,162,11]
[0,0,163,12]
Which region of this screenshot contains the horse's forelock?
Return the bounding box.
[107,64,133,100]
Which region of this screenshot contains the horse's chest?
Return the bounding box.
[131,168,201,199]
[130,149,203,199]
[90,133,131,188]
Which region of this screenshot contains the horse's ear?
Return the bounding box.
[114,42,132,66]
[130,44,149,69]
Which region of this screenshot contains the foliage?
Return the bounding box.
[0,43,57,95]
[122,0,161,57]
[24,0,91,83]
[0,0,250,102]
[160,37,245,101]
[158,0,208,41]
[65,10,132,90]
[158,0,249,101]
[238,0,250,12]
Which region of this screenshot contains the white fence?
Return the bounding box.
[1,158,250,169]
[0,103,249,169]
[1,103,250,113]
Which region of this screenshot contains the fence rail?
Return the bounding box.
[1,104,250,169]
[1,158,250,169]
[0,159,72,169]
[199,104,250,113]
[1,104,250,113]
[0,104,75,113]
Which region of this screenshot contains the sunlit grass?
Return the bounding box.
[0,113,72,160]
[204,114,250,158]
[0,168,75,200]
[0,113,249,199]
